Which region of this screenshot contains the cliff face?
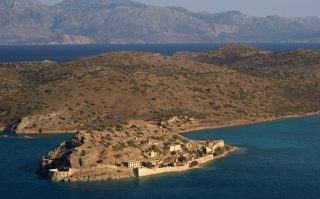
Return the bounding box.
[0,44,320,133]
[1,0,320,44]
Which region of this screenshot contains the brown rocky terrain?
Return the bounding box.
[1,43,320,133]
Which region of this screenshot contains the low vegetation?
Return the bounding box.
[0,44,320,133]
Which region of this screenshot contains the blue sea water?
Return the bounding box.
[0,43,320,62]
[1,115,320,199]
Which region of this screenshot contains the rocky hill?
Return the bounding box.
[1,0,320,44]
[0,44,320,133]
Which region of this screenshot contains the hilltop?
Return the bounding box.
[1,44,320,133]
[1,0,320,44]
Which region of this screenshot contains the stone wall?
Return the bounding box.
[48,168,79,181]
[49,166,135,182]
[213,140,225,150]
[137,165,190,177]
[195,155,214,165]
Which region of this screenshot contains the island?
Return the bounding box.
[1,43,320,182]
[39,119,234,182]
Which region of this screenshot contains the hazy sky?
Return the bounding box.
[39,0,320,17]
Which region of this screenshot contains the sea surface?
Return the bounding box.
[0,43,320,62]
[1,115,320,199]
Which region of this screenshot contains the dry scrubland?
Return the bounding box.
[1,43,320,133]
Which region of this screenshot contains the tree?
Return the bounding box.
[178,155,188,163]
[144,162,154,168]
[190,161,199,167]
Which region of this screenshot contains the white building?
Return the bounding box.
[169,144,181,152]
[126,161,142,168]
[205,147,213,154]
[212,140,225,151]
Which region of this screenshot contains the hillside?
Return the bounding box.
[0,44,320,133]
[1,0,320,44]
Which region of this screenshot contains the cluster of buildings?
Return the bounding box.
[123,140,225,169]
[49,140,225,181]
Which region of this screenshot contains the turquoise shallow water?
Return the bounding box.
[1,115,320,199]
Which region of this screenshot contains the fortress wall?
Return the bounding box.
[49,168,79,181]
[196,155,214,165]
[137,165,189,177]
[213,140,225,150]
[68,167,135,182]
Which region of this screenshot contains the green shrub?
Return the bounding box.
[190,161,199,167]
[144,162,154,168]
[178,156,188,163]
[214,147,226,156]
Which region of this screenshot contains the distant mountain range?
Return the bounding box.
[1,0,320,44]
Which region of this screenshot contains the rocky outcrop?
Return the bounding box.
[15,112,77,133]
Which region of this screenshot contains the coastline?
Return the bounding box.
[48,147,237,182]
[177,111,320,136]
[9,111,320,135]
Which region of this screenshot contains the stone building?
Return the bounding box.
[125,161,142,168]
[169,144,181,152]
